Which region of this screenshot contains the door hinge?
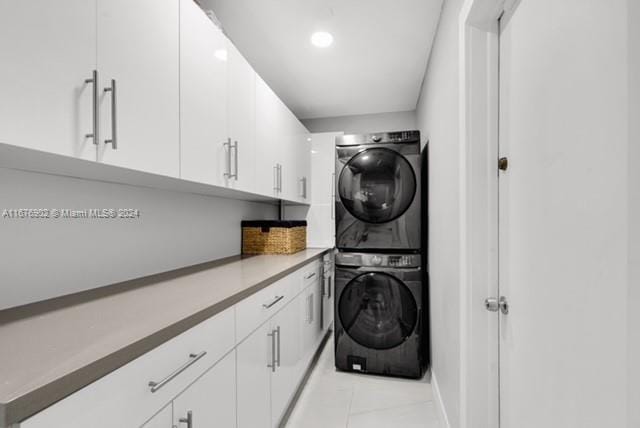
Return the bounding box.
[485,296,509,314]
[498,157,508,171]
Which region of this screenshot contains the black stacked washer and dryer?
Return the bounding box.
[334,130,427,379]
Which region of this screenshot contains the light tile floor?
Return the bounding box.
[285,337,440,428]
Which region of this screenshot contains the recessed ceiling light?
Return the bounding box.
[311,31,333,48]
[214,49,227,62]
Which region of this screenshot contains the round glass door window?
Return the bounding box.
[338,148,417,224]
[338,272,418,350]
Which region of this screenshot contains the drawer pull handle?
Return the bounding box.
[148,351,207,393]
[263,295,284,309]
[305,272,316,280]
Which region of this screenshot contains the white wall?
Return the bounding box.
[415,0,463,426]
[301,110,417,134]
[628,0,640,426]
[0,168,277,310]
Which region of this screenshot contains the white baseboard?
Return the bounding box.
[431,371,451,428]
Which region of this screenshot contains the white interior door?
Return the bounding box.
[0,0,97,160]
[498,1,628,427]
[97,0,180,177]
[179,0,227,186]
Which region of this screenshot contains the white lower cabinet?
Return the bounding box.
[270,298,302,428]
[18,260,331,428]
[141,405,172,428]
[237,322,272,428]
[172,351,236,428]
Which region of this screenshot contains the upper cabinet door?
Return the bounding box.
[96,0,180,177]
[172,351,236,428]
[179,0,227,186]
[0,0,97,160]
[296,123,312,204]
[227,40,256,193]
[255,76,282,198]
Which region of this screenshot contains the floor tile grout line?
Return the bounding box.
[348,399,436,417]
[345,388,355,428]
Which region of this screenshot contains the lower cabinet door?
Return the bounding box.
[270,300,302,428]
[141,405,172,428]
[172,351,236,428]
[237,322,272,428]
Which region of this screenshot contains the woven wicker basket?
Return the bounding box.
[241,221,307,255]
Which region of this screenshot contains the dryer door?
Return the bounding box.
[338,148,417,224]
[338,271,418,350]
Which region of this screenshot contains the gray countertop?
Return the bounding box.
[0,248,330,427]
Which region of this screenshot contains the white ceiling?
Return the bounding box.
[199,0,443,119]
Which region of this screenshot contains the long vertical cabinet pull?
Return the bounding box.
[267,329,277,372]
[233,140,239,180]
[273,165,279,193]
[103,79,117,149]
[278,164,282,193]
[303,177,307,199]
[275,326,281,367]
[223,138,237,179]
[331,172,336,219]
[85,70,99,144]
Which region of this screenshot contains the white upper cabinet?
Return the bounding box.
[0,0,97,160]
[0,0,311,202]
[179,0,227,186]
[227,40,257,193]
[255,75,284,198]
[96,0,180,177]
[295,122,312,203]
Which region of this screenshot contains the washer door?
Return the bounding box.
[338,148,416,224]
[338,272,418,350]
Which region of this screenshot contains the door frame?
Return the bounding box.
[457,0,520,427]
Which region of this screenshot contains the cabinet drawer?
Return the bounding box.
[301,260,322,291]
[20,307,235,428]
[236,275,292,342]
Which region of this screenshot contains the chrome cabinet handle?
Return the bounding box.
[223,138,232,178]
[262,295,284,309]
[148,351,207,393]
[178,410,193,428]
[299,177,307,198]
[303,177,307,199]
[277,164,282,192]
[328,275,332,299]
[84,70,99,145]
[275,325,281,367]
[103,79,117,149]
[267,329,277,372]
[309,294,314,324]
[233,140,239,180]
[273,164,278,191]
[304,272,316,280]
[331,172,336,219]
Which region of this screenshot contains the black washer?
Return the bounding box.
[338,148,417,224]
[338,271,418,350]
